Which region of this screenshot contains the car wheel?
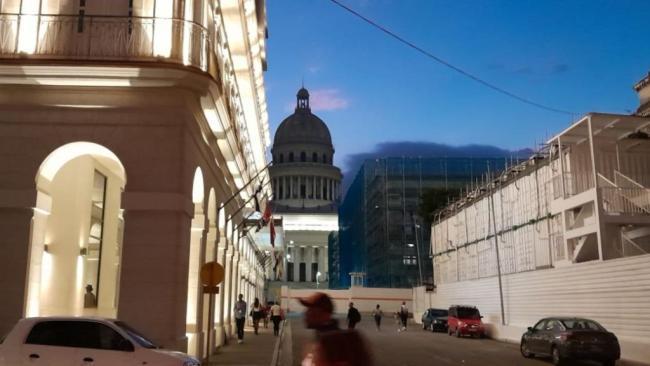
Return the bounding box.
[520,340,534,358]
[551,346,564,366]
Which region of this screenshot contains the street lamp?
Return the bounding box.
[316,271,322,288]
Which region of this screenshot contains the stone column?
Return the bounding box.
[305,246,312,283]
[0,188,36,338]
[312,176,317,199]
[118,191,193,352]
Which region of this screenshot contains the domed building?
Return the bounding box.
[269,87,341,288]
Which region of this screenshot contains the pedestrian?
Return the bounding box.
[398,301,409,331]
[372,304,383,331]
[234,294,247,344]
[263,302,270,329]
[251,297,263,335]
[270,301,282,336]
[83,284,97,308]
[347,302,361,329]
[299,292,373,366]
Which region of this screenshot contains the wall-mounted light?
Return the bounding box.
[407,243,415,248]
[43,244,50,253]
[79,247,88,256]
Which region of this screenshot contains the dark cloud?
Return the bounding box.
[342,141,532,193]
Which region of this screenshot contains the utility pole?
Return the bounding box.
[487,164,506,326]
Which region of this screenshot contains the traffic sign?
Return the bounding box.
[200,262,225,287]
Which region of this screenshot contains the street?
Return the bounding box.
[289,315,642,366]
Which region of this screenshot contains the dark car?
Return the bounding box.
[520,317,620,366]
[447,305,485,338]
[421,308,448,332]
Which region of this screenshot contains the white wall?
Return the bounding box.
[280,286,412,315]
[414,254,650,364]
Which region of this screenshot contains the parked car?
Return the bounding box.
[447,305,485,338]
[0,317,200,366]
[520,317,620,366]
[421,308,448,332]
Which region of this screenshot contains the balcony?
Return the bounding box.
[0,14,209,72]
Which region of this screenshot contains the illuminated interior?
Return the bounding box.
[27,142,126,319]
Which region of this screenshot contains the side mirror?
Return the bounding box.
[480,316,484,319]
[527,327,535,333]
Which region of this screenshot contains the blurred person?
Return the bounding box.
[270,301,283,336]
[347,302,361,329]
[398,301,409,331]
[251,298,263,335]
[234,294,247,344]
[372,304,383,331]
[300,292,373,366]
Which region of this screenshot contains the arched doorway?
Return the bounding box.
[26,142,126,319]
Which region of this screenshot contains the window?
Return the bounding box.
[299,263,306,282]
[544,320,563,332]
[312,153,318,162]
[561,319,603,331]
[402,255,417,265]
[323,154,328,164]
[289,153,294,162]
[533,320,547,331]
[300,183,306,199]
[26,321,132,351]
[287,263,294,282]
[279,154,284,163]
[300,152,306,162]
[114,321,156,349]
[311,263,318,282]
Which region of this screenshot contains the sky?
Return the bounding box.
[264,0,650,179]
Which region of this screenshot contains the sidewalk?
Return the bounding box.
[207,323,279,366]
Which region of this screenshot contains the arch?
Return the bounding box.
[300,151,306,162]
[27,142,127,319]
[312,152,318,162]
[289,152,294,162]
[187,166,206,358]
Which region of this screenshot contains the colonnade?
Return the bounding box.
[272,176,340,201]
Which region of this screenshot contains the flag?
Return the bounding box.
[269,217,276,247]
[262,201,272,225]
[253,185,262,212]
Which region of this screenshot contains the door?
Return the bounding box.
[70,321,137,366]
[19,321,79,366]
[526,319,548,354]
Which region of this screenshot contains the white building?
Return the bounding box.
[0,0,271,361]
[268,88,342,293]
[420,76,650,363]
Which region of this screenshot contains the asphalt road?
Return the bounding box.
[289,316,642,366]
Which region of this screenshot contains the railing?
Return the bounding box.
[0,14,209,71]
[601,187,650,215]
[551,172,594,199]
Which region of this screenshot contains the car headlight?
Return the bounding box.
[458,321,465,327]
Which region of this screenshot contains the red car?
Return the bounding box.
[447,305,486,338]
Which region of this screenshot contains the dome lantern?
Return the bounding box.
[297,87,310,110]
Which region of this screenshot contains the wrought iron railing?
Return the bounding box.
[0,14,209,71]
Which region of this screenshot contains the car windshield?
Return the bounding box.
[429,309,448,317]
[457,308,480,319]
[561,319,604,331]
[114,321,157,349]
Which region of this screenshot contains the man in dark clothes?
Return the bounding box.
[347,302,361,329]
[300,292,373,366]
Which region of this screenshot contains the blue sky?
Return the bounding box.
[264,0,650,172]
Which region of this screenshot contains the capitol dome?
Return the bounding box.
[270,87,342,212]
[273,88,333,147]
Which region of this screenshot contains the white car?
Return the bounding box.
[0,317,200,366]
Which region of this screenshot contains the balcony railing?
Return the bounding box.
[0,14,208,71]
[551,172,595,199]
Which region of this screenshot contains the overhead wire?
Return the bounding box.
[327,0,576,116]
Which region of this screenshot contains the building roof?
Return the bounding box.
[273,88,333,147]
[634,71,650,92]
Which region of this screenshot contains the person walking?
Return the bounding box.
[398,301,409,332]
[299,292,373,366]
[346,302,361,329]
[270,301,282,336]
[372,304,383,331]
[234,294,247,344]
[251,298,263,335]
